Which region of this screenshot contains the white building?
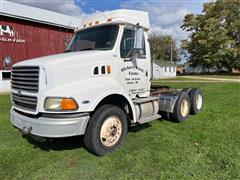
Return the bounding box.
[153,60,177,79]
[184,61,228,74]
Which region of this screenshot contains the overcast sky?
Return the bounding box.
[6,0,210,43]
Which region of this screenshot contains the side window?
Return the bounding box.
[120,28,146,58]
[120,29,135,58]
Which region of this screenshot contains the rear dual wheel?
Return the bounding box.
[170,91,190,122]
[170,88,204,123]
[189,88,204,114]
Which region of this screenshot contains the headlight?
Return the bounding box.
[44,97,78,111]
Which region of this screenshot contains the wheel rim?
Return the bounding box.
[181,99,189,117]
[100,116,122,147]
[196,93,203,110]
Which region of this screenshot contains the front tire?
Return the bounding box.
[84,104,128,156]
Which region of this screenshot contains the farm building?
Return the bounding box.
[0,1,81,93]
[183,61,237,74]
[153,60,177,79]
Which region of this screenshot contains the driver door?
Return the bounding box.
[119,28,150,98]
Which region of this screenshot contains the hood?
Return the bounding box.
[13,50,116,90]
[14,50,115,68]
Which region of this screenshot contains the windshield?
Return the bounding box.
[65,24,119,52]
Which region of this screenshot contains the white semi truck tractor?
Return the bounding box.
[10,10,204,156]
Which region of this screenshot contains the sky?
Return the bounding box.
[7,0,210,44]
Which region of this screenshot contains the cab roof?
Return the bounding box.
[78,9,150,31]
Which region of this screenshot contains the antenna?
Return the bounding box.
[64,21,72,46]
[66,21,72,34]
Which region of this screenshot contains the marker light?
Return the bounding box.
[44,97,78,111]
[107,65,111,74]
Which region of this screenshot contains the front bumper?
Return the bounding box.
[10,108,90,138]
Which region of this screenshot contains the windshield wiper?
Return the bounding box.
[64,49,73,53]
[80,47,95,51]
[64,47,99,52]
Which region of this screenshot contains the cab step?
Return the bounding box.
[137,114,161,124]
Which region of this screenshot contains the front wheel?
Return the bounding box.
[84,104,128,156]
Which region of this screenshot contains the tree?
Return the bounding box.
[149,33,180,62]
[181,0,240,72]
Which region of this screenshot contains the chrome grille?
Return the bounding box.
[11,66,39,93]
[12,93,37,111]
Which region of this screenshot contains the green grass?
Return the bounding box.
[1,82,240,179]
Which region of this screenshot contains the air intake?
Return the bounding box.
[11,66,39,93]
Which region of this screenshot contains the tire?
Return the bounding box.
[170,91,190,123]
[189,88,204,115]
[84,104,128,156]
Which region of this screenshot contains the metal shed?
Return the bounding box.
[153,60,177,79]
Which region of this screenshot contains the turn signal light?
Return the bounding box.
[61,98,78,110]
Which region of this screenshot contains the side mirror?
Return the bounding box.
[134,27,144,50]
[4,56,12,68]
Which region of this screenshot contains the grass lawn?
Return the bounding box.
[1,82,240,179]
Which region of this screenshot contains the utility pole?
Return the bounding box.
[170,38,173,63]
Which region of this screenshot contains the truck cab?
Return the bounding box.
[10,10,204,156]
